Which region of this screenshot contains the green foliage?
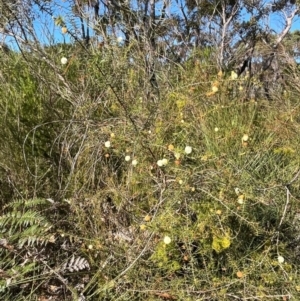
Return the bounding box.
[1,37,300,300]
[212,234,231,253]
[0,198,91,300]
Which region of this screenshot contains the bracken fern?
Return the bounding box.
[0,198,90,300]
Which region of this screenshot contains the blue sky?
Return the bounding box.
[4,0,300,48]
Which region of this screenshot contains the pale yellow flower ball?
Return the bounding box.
[242,134,249,142]
[163,236,171,244]
[61,57,68,65]
[184,146,192,154]
[104,141,111,148]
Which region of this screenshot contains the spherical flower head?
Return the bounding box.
[212,85,218,93]
[174,152,181,160]
[163,236,171,244]
[61,57,68,65]
[237,195,244,204]
[184,146,192,154]
[117,36,123,43]
[157,158,168,167]
[278,255,284,264]
[242,134,249,142]
[161,158,168,165]
[144,215,151,222]
[125,155,131,162]
[231,71,238,80]
[157,160,164,167]
[104,141,111,148]
[132,159,138,166]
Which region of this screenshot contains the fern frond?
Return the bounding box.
[62,255,90,273]
[0,210,47,231]
[17,225,49,248]
[4,198,51,211]
[0,199,53,249]
[18,230,54,248]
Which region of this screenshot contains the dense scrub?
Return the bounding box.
[0,42,300,300]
